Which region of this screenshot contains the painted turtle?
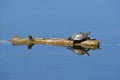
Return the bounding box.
[68,32,90,44]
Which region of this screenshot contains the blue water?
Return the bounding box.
[0,0,120,80]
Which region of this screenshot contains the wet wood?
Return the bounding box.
[9,35,100,49]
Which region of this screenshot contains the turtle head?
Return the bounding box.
[86,32,91,35]
[85,32,91,36]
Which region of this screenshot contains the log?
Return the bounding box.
[9,35,100,49]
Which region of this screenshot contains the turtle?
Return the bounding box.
[68,32,90,44]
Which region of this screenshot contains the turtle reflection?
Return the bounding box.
[67,46,99,56]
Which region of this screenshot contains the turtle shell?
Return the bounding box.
[70,32,90,41]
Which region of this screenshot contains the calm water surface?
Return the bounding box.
[0,0,120,80]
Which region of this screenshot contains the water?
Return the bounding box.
[0,0,120,80]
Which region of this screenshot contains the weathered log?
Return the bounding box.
[9,35,100,49]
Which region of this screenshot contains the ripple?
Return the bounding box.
[0,40,10,44]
